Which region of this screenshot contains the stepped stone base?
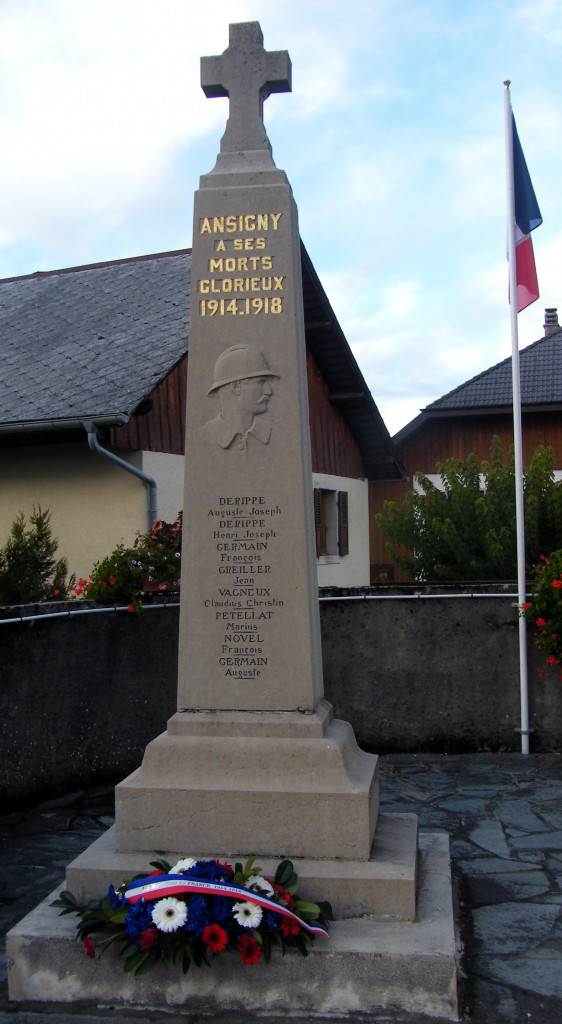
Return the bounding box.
[115,704,379,861]
[7,834,458,1020]
[66,811,418,920]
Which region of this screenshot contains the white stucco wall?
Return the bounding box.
[0,442,151,581]
[312,472,370,588]
[141,451,184,524]
[0,444,187,583]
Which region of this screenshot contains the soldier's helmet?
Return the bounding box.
[207,344,279,394]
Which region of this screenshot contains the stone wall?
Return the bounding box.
[1,591,560,806]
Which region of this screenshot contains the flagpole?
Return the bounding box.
[504,80,530,754]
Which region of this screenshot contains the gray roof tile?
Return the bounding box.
[426,328,562,411]
[0,251,191,426]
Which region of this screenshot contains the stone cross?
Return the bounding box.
[201,21,291,154]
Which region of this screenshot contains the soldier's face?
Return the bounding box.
[237,375,273,415]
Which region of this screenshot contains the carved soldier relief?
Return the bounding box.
[204,344,279,451]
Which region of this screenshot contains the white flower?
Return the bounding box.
[247,875,274,897]
[151,897,188,933]
[170,857,197,874]
[232,900,263,928]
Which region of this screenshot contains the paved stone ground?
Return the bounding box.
[1,753,561,1024]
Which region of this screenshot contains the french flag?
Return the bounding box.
[511,115,542,312]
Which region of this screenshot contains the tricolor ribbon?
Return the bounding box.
[124,874,328,937]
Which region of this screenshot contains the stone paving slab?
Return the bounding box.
[1,754,562,1023]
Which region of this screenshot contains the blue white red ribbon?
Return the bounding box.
[124,874,328,937]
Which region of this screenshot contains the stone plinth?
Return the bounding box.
[65,811,418,921]
[115,702,378,860]
[7,835,458,1021]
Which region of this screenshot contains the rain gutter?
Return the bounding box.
[82,420,158,527]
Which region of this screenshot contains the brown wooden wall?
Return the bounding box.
[109,347,365,481]
[395,410,562,471]
[109,356,188,455]
[370,408,562,582]
[306,349,364,479]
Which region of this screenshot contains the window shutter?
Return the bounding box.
[338,490,349,556]
[314,488,323,556]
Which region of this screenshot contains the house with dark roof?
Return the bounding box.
[0,245,404,585]
[370,308,562,580]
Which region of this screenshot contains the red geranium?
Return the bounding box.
[236,934,261,964]
[202,923,229,953]
[552,579,562,589]
[139,928,158,950]
[536,618,546,626]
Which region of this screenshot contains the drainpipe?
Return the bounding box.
[83,421,158,527]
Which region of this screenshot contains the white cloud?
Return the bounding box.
[516,0,562,44]
[0,0,254,258]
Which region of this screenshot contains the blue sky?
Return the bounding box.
[0,0,561,435]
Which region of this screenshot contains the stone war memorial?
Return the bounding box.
[7,22,458,1019]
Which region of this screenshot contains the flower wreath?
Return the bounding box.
[53,855,331,975]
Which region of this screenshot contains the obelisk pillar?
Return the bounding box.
[114,22,378,862]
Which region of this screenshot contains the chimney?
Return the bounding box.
[544,308,559,336]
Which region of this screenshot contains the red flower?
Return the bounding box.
[236,934,261,964]
[521,602,531,610]
[547,655,559,665]
[82,936,95,959]
[53,589,59,596]
[213,860,234,879]
[127,604,134,613]
[552,580,562,589]
[281,917,301,937]
[75,587,83,596]
[139,928,158,950]
[202,923,229,953]
[109,575,116,585]
[536,618,546,627]
[273,883,294,907]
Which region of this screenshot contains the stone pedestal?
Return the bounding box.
[115,702,378,860]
